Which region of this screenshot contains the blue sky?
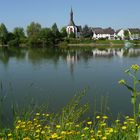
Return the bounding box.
[0,0,140,31]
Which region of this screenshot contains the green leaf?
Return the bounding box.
[124,83,134,92]
[138,127,140,140]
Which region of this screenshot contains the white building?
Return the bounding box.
[92,27,115,40]
[66,8,81,38]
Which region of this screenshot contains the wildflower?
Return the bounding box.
[123,121,127,125]
[15,125,20,129]
[56,125,61,129]
[61,131,66,135]
[8,133,12,137]
[87,121,92,125]
[51,133,58,139]
[90,130,94,133]
[100,123,106,127]
[131,64,140,71]
[36,129,40,133]
[84,127,89,130]
[122,126,127,130]
[91,138,96,140]
[102,136,107,140]
[103,116,108,119]
[115,119,120,123]
[41,131,45,134]
[96,116,100,119]
[23,137,31,140]
[46,114,49,117]
[81,134,85,137]
[75,124,80,127]
[118,79,126,84]
[36,113,40,116]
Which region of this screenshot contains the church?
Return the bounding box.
[66,8,81,38]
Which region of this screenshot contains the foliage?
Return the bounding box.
[81,25,92,38]
[119,64,140,125]
[0,23,8,45]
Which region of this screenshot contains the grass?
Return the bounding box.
[0,65,140,140]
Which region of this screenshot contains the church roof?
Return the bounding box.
[68,8,76,26]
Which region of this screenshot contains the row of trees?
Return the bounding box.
[0,22,94,47]
[0,22,68,47]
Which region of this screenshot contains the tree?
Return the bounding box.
[60,27,67,38]
[82,25,92,38]
[0,23,8,45]
[8,27,26,47]
[38,28,54,47]
[26,22,41,37]
[51,23,61,43]
[26,22,42,47]
[124,30,130,40]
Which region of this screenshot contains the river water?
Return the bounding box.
[0,47,140,127]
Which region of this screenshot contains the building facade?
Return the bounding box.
[66,8,80,38]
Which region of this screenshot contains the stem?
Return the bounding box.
[133,72,137,124]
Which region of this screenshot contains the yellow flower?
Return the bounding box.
[84,127,89,130]
[91,138,96,140]
[8,133,12,137]
[36,129,40,133]
[100,123,106,127]
[51,133,58,139]
[36,113,40,116]
[23,137,31,140]
[118,79,126,84]
[56,125,61,129]
[131,64,140,71]
[103,116,108,119]
[81,134,85,137]
[41,131,45,134]
[75,124,80,127]
[115,119,120,123]
[123,121,127,125]
[102,136,107,140]
[61,131,66,135]
[122,126,127,130]
[87,121,92,125]
[46,114,49,117]
[96,116,100,119]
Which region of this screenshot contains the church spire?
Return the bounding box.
[69,7,75,26]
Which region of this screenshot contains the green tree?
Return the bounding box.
[51,23,61,43]
[38,28,54,47]
[60,27,67,38]
[0,23,8,45]
[124,30,130,39]
[26,22,42,47]
[82,25,92,38]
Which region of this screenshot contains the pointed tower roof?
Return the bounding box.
[68,7,75,26]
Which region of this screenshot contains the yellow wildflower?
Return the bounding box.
[122,126,127,130]
[87,121,92,125]
[131,64,140,71]
[103,116,108,119]
[23,137,31,140]
[96,116,100,119]
[8,133,12,137]
[56,125,61,129]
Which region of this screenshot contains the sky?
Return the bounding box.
[0,0,140,31]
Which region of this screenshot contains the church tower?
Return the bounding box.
[66,8,78,37]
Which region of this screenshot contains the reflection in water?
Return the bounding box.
[0,46,140,127]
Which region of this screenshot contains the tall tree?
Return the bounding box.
[26,22,42,47]
[26,22,41,37]
[60,27,67,38]
[82,25,92,38]
[0,23,8,45]
[51,23,61,43]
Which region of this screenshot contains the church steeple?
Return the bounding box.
[69,7,75,26]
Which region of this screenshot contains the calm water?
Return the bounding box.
[0,47,140,126]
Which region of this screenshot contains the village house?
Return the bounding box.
[128,28,140,40]
[92,27,115,40]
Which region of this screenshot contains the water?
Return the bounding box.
[0,47,140,127]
